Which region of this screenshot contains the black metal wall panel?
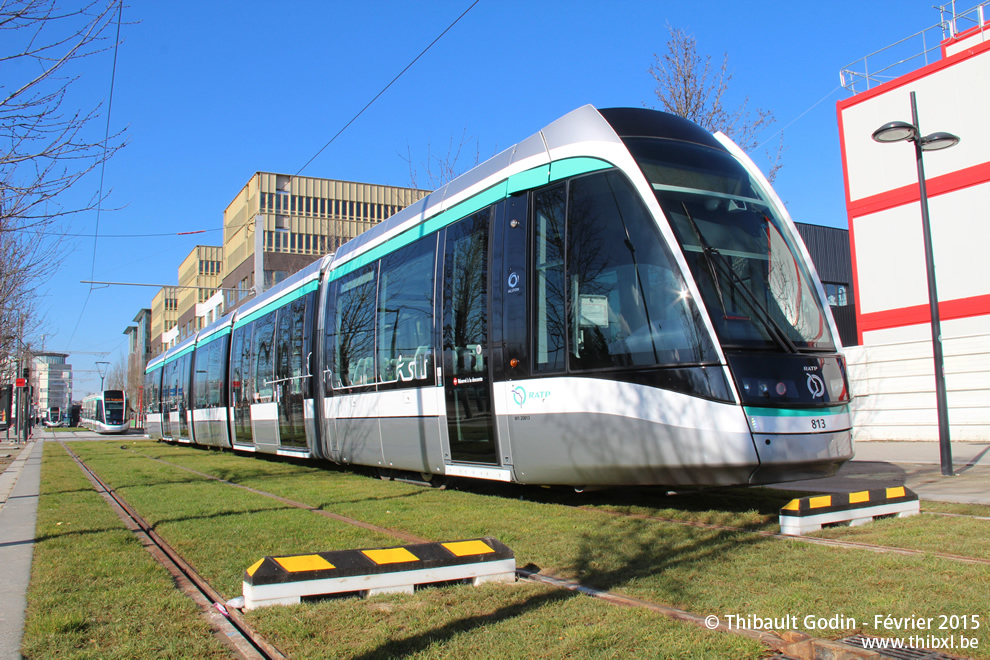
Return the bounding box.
[794,222,859,346]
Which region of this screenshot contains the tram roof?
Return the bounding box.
[327,104,626,273]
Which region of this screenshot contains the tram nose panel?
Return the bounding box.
[745,405,854,484]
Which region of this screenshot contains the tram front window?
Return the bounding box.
[625,138,835,352]
[104,392,125,424]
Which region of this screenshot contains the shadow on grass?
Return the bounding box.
[349,515,773,658]
[350,588,576,659]
[144,505,298,532]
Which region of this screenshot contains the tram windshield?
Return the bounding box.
[104,391,125,424]
[625,138,835,352]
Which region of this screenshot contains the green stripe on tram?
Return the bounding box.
[235,278,318,326]
[160,343,195,367]
[196,325,231,346]
[744,405,850,418]
[329,157,613,283]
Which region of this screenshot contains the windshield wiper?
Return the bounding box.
[681,203,731,319]
[680,203,798,354]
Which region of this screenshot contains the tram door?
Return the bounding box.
[274,297,308,450]
[442,207,497,464]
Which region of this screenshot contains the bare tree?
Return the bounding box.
[1,0,126,369]
[104,353,126,390]
[404,128,482,190]
[648,24,783,181]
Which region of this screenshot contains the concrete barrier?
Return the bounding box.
[779,486,919,536]
[242,537,515,609]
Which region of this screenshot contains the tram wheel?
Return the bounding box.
[420,472,448,489]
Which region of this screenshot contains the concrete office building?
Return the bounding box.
[123,308,152,415]
[176,245,224,342]
[32,353,72,419]
[220,172,430,311]
[150,287,179,357]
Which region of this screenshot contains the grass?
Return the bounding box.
[21,444,232,659]
[30,439,990,659]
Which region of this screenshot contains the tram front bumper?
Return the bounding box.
[747,429,854,485]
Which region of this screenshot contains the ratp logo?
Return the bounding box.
[512,386,526,406]
[807,373,826,398]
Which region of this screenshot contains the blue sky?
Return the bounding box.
[36,0,959,394]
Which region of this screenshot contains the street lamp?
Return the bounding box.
[95,361,110,391]
[872,91,959,477]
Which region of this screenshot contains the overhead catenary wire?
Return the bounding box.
[295,0,481,176]
[50,4,481,253]
[756,84,843,150]
[67,0,124,351]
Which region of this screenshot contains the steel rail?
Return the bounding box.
[573,506,990,567]
[58,442,286,660]
[104,444,990,659]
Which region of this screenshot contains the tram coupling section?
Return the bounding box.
[779,487,919,536]
[241,537,515,609]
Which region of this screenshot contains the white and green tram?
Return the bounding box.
[145,106,853,487]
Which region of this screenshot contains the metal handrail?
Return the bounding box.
[839,2,989,93]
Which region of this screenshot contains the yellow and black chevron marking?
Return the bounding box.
[245,537,513,586]
[780,487,917,517]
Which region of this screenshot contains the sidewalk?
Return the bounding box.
[0,439,42,659]
[775,441,990,505]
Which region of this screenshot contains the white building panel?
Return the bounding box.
[861,315,990,345]
[842,52,990,203]
[845,331,990,441]
[852,203,931,314]
[945,26,990,57]
[854,181,990,315]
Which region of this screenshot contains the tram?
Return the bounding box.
[145,106,853,487]
[80,390,129,434]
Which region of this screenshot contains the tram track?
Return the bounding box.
[58,442,287,660]
[83,445,791,650]
[126,444,990,568]
[573,506,990,567]
[61,442,989,659]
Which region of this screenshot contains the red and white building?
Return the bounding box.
[837,5,990,441]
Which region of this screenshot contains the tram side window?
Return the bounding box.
[322,285,337,397]
[377,235,437,388]
[275,296,307,397]
[231,324,254,412]
[252,313,277,403]
[163,360,178,413]
[144,370,160,414]
[207,335,227,407]
[533,185,567,373]
[566,171,716,371]
[193,345,209,409]
[174,352,192,436]
[331,263,378,388]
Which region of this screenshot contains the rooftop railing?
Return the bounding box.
[840,2,989,93]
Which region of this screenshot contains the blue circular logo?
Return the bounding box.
[512,386,526,406]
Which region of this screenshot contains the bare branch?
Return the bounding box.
[648,23,783,181]
[0,0,127,372]
[402,127,484,190]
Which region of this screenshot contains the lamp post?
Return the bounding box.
[95,361,110,391]
[872,91,959,477]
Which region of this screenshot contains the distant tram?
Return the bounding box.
[145,106,853,488]
[80,390,128,434]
